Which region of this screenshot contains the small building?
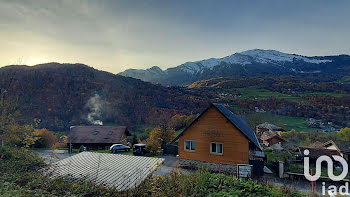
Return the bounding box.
[298,147,340,163]
[322,140,350,161]
[260,132,286,147]
[256,122,285,137]
[171,103,263,175]
[69,126,131,150]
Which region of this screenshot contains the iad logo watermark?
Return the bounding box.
[303,149,349,195]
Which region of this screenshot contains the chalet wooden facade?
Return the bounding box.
[69,126,131,150]
[172,103,263,175]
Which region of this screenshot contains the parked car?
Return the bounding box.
[79,145,87,152]
[110,144,130,153]
[133,144,148,156]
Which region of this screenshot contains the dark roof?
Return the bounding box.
[69,126,130,144]
[308,141,324,148]
[299,147,340,159]
[171,103,262,150]
[323,140,350,153]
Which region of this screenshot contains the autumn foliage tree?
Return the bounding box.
[52,135,68,148]
[338,127,350,141]
[169,114,196,131]
[34,129,58,148]
[146,125,175,155]
[0,97,38,148]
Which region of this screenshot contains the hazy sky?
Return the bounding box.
[1,0,350,73]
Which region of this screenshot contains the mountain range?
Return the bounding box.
[119,49,350,85]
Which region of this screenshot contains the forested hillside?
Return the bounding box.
[0,63,209,131]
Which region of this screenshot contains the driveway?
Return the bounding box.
[155,155,194,176]
[35,149,75,164]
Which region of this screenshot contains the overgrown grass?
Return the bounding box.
[131,170,305,197]
[0,147,307,196]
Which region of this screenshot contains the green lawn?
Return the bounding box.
[244,110,319,132]
[235,87,303,102]
[269,114,320,132]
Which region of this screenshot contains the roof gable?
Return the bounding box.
[69,126,130,144]
[171,103,262,150]
[323,140,350,153]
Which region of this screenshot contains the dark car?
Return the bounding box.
[133,144,148,156]
[79,145,87,152]
[110,144,130,153]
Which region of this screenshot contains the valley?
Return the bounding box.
[188,77,350,133]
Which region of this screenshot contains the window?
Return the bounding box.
[92,131,99,135]
[108,131,113,135]
[184,140,195,151]
[210,142,223,155]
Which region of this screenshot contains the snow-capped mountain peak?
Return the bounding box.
[118,49,343,85]
[177,49,332,74]
[240,49,331,64]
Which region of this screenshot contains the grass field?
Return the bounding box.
[234,87,304,102]
[242,109,319,132]
[270,114,319,132]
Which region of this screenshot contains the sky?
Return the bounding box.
[0,0,350,73]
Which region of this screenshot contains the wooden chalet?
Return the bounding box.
[171,103,263,175]
[69,126,131,150]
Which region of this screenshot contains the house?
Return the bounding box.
[260,132,286,147]
[69,126,131,150]
[171,103,263,175]
[298,147,340,163]
[256,122,285,137]
[322,140,350,161]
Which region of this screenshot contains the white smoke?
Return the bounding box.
[86,93,104,125]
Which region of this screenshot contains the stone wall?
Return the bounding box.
[179,159,237,175]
